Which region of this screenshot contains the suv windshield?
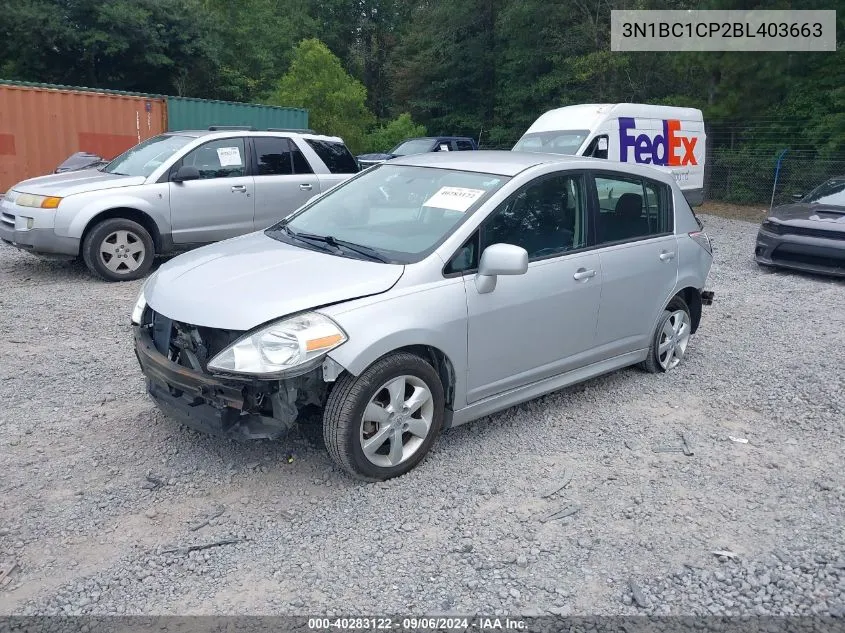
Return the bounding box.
[390,139,435,156]
[803,179,845,207]
[512,130,590,155]
[103,134,193,177]
[267,164,509,263]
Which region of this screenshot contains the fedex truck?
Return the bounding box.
[513,103,706,206]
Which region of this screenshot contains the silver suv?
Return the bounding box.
[0,129,358,281]
[132,151,715,481]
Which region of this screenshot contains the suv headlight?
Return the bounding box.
[16,193,62,209]
[207,312,347,377]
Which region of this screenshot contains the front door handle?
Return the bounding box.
[659,251,676,262]
[231,185,247,193]
[573,268,596,281]
[299,183,313,191]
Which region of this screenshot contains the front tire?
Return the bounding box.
[323,352,445,481]
[82,218,154,281]
[641,297,692,374]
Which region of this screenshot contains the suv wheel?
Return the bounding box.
[323,352,445,481]
[82,218,154,282]
[642,297,692,373]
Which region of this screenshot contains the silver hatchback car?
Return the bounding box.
[132,151,714,481]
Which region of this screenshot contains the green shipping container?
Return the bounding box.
[166,96,308,132]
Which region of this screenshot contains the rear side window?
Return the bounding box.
[455,139,475,151]
[304,139,358,174]
[254,137,294,176]
[593,174,672,244]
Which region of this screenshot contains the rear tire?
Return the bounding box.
[323,352,445,481]
[641,297,692,374]
[82,218,154,282]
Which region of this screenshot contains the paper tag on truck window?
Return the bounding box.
[423,187,486,212]
[216,146,242,167]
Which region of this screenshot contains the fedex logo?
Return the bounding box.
[619,117,698,167]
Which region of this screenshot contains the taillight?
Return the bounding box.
[689,231,712,254]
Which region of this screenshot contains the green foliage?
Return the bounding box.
[363,113,426,153]
[268,39,374,153]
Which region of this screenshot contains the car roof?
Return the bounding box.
[389,149,680,183]
[164,130,344,143]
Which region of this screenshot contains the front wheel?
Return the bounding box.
[82,218,154,281]
[641,298,692,373]
[323,352,445,481]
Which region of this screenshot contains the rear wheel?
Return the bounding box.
[82,218,154,282]
[323,352,445,481]
[641,297,692,374]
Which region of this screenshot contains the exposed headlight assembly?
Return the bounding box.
[130,276,154,325]
[207,312,347,378]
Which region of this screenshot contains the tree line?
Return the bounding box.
[1,0,843,160]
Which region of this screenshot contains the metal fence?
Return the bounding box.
[480,138,845,208]
[705,150,845,207]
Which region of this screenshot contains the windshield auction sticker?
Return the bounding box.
[216,146,243,167]
[423,187,486,212]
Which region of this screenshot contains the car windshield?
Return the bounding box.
[267,164,509,264]
[803,179,845,207]
[103,134,193,177]
[512,130,590,155]
[390,139,435,156]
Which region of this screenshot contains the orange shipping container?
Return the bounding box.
[0,82,166,192]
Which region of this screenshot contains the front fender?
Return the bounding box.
[55,187,170,239]
[322,278,469,409]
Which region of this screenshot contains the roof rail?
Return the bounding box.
[266,127,316,133]
[207,125,256,131]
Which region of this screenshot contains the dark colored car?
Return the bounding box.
[755,176,845,278]
[356,136,477,169]
[54,151,109,173]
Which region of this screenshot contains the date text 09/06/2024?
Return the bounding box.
[307,617,528,630]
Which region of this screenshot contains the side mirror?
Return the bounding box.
[792,193,804,202]
[475,243,529,294]
[172,165,200,183]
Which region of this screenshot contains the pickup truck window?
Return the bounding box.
[305,139,359,174]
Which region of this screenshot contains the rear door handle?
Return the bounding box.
[299,183,313,191]
[231,185,247,193]
[659,251,676,261]
[573,268,596,281]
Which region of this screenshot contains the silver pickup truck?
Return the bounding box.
[0,129,358,281]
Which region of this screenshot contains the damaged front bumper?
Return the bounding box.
[134,326,308,440]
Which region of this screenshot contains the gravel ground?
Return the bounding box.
[0,212,843,617]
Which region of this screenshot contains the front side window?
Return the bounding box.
[181,138,247,179]
[512,130,590,155]
[305,139,358,174]
[104,134,193,178]
[594,175,672,244]
[481,173,588,260]
[267,164,509,263]
[254,137,293,176]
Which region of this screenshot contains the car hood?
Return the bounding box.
[11,169,145,197]
[769,203,845,233]
[145,231,405,331]
[357,153,395,162]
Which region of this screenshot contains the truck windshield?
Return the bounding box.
[390,139,435,156]
[512,130,590,155]
[103,134,193,177]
